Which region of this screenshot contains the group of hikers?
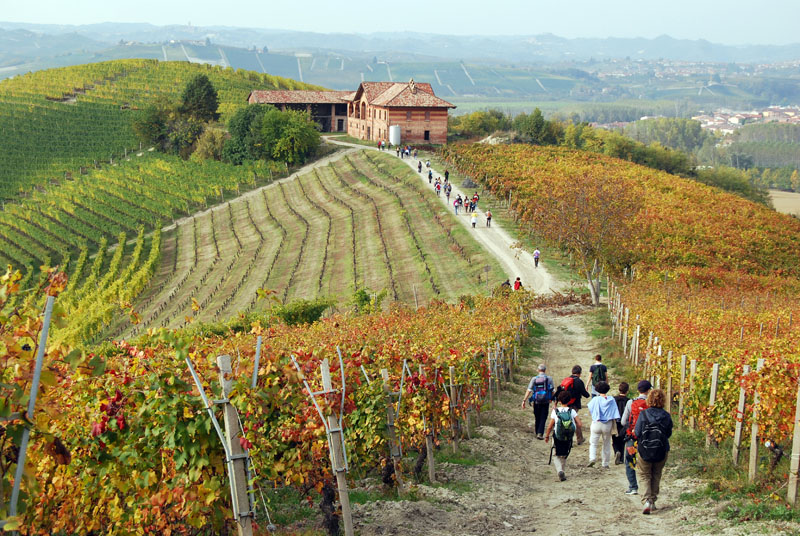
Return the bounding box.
[522,355,673,515]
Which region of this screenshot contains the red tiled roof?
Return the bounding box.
[248,90,354,104]
[354,80,453,108]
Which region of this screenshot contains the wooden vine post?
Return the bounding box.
[689,359,697,430]
[217,355,254,536]
[732,365,751,465]
[749,358,766,483]
[449,366,459,453]
[291,354,354,536]
[678,355,687,427]
[420,364,436,483]
[666,351,673,414]
[380,369,406,492]
[705,363,720,448]
[787,373,800,506]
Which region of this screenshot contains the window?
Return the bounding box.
[406,111,412,120]
[424,130,430,141]
[425,111,431,121]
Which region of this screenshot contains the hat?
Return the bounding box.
[637,380,652,393]
[538,364,547,372]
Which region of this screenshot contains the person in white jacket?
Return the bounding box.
[587,381,620,468]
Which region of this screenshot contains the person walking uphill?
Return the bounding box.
[554,366,590,444]
[521,364,554,440]
[545,391,583,481]
[471,213,477,228]
[635,389,673,514]
[620,380,652,496]
[588,354,608,396]
[587,381,620,468]
[612,382,631,465]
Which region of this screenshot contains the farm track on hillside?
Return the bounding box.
[115,151,498,336]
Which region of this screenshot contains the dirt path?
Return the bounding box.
[353,306,699,535]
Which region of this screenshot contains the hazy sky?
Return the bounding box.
[4,0,799,45]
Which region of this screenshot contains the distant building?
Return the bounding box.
[346,80,455,144]
[247,90,353,132]
[247,79,455,144]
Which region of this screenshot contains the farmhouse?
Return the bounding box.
[247,79,454,144]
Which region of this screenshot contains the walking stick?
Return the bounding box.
[548,444,554,465]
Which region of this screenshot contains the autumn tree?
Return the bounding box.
[524,171,643,305]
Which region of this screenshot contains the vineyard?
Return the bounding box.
[0,151,278,298]
[2,267,532,534]
[0,59,322,201]
[440,142,800,495]
[110,150,505,339]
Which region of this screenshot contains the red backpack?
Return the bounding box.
[559,376,576,406]
[626,398,649,438]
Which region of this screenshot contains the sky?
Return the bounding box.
[3,0,799,46]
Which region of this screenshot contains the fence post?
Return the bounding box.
[748,358,766,483]
[251,335,262,389]
[689,359,697,430]
[320,359,354,536]
[787,374,800,506]
[706,363,720,448]
[449,366,459,453]
[666,351,673,414]
[733,365,751,466]
[8,296,55,523]
[380,369,406,491]
[679,355,687,427]
[217,355,254,536]
[419,364,436,483]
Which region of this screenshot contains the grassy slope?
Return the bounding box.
[119,150,504,335]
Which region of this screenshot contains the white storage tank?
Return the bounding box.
[389,125,401,146]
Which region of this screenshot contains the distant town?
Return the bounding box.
[593,105,800,135]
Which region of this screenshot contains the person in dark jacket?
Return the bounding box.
[554,365,590,444]
[634,389,673,515]
[612,382,630,465]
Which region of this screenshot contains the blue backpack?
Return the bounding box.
[530,375,551,404]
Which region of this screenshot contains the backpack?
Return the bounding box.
[626,398,649,438]
[637,410,668,463]
[591,364,607,385]
[554,409,575,442]
[559,376,576,406]
[530,376,551,404]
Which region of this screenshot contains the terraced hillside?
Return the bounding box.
[0,59,322,201]
[113,150,505,337]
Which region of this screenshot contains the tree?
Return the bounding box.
[133,105,167,147]
[261,107,320,165]
[191,128,228,162]
[525,171,643,305]
[180,74,219,122]
[791,170,800,192]
[222,105,269,164]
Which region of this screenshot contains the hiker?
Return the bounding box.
[635,389,673,514]
[396,147,400,157]
[428,170,433,183]
[554,366,590,444]
[500,279,511,290]
[533,248,541,268]
[418,161,423,173]
[454,196,461,214]
[588,354,608,396]
[545,391,583,482]
[587,381,620,469]
[426,159,431,169]
[445,185,451,203]
[413,148,418,158]
[471,213,477,228]
[445,169,449,182]
[513,277,522,291]
[522,364,555,439]
[620,380,652,496]
[436,182,442,197]
[486,210,492,227]
[612,382,631,465]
